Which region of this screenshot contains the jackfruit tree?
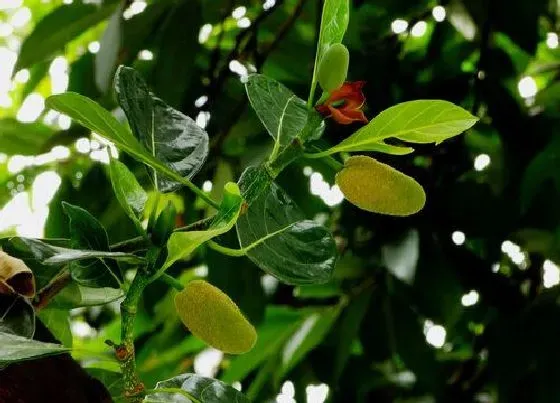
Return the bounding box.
[0,0,558,402]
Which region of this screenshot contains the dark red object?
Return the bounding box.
[316,81,369,125]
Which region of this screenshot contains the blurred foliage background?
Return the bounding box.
[2,0,560,402]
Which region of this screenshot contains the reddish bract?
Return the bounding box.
[316,81,368,125]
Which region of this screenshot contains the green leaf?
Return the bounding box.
[109,158,148,234]
[0,119,55,156]
[381,229,419,285]
[246,74,308,145]
[145,373,250,402]
[277,303,343,379]
[520,140,560,212]
[95,3,123,93]
[63,202,110,251]
[46,92,205,196]
[15,2,118,71]
[236,170,337,285]
[62,202,122,288]
[237,165,273,206]
[163,182,243,271]
[332,290,372,382]
[150,0,201,108]
[54,281,123,307]
[114,66,209,192]
[0,237,143,283]
[309,0,350,103]
[0,295,35,338]
[294,283,342,299]
[0,237,67,290]
[38,307,72,347]
[221,306,304,383]
[152,202,177,247]
[41,247,143,266]
[325,100,478,156]
[0,332,69,364]
[122,1,171,57]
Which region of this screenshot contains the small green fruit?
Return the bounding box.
[318,43,350,92]
[335,155,426,216]
[175,280,257,354]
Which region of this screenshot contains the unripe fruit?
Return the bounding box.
[318,43,350,92]
[335,155,426,216]
[175,280,257,354]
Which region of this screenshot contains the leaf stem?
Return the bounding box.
[116,269,150,401]
[303,152,344,171]
[207,240,247,257]
[175,215,215,232]
[159,273,184,291]
[110,216,216,252]
[303,150,330,159]
[177,177,220,210]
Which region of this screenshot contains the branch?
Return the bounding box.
[209,0,306,152]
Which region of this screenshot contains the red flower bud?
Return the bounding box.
[316,81,368,125]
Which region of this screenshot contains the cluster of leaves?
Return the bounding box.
[2,0,560,401]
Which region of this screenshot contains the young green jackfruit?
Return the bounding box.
[318,43,350,92]
[175,280,257,354]
[335,155,426,216]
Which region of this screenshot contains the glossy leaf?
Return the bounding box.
[0,237,142,281]
[109,158,148,234]
[46,93,203,193]
[15,3,118,71]
[164,182,243,271]
[0,237,67,290]
[53,282,123,307]
[0,332,69,364]
[63,202,109,252]
[246,74,308,147]
[38,307,72,347]
[114,66,209,192]
[145,373,250,402]
[0,295,35,338]
[326,100,478,155]
[236,165,273,206]
[335,156,426,216]
[236,176,337,285]
[309,0,350,101]
[63,202,122,288]
[0,119,55,156]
